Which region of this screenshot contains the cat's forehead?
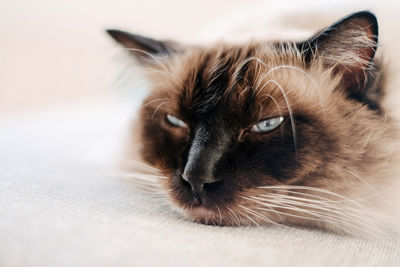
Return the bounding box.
[179,46,310,108]
[151,42,331,123]
[172,45,260,121]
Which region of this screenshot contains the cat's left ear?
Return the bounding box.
[299,11,378,92]
[106,29,185,64]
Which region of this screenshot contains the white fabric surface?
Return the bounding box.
[1,101,400,267]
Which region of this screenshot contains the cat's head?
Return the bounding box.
[108,11,396,232]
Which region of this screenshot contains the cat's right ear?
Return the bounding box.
[106,29,184,64]
[297,11,378,93]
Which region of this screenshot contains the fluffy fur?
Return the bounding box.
[109,11,400,238]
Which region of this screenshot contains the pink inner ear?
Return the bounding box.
[353,18,377,68]
[336,17,377,91]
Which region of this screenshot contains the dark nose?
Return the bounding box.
[182,126,228,204]
[181,173,220,204]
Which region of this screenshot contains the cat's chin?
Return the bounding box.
[184,206,234,226]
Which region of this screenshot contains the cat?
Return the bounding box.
[107,11,400,238]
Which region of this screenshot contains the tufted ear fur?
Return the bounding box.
[298,11,380,107]
[106,29,185,64]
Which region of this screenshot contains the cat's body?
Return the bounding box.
[109,11,400,238]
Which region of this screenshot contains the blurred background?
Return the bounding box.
[0,0,246,116]
[2,0,399,118]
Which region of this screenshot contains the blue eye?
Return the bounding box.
[166,114,188,128]
[250,116,284,133]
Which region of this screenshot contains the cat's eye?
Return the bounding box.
[166,114,188,128]
[250,116,284,133]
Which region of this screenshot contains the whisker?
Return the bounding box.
[242,196,333,222]
[263,79,297,154]
[257,185,361,205]
[256,186,390,209]
[262,93,283,116]
[118,178,164,191]
[115,172,167,179]
[238,204,280,227]
[259,194,375,225]
[259,195,368,220]
[249,198,368,234]
[237,209,261,228]
[246,195,387,236]
[343,169,379,193]
[241,196,284,221]
[216,205,223,225]
[254,205,370,236]
[151,102,168,119]
[255,187,389,220]
[236,57,325,116]
[226,206,242,226]
[263,65,325,113]
[259,186,398,227]
[256,187,342,203]
[230,56,267,88]
[122,159,162,173]
[141,98,168,108]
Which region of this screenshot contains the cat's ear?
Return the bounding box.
[106,29,184,64]
[299,11,378,92]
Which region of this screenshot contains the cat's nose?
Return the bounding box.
[181,173,204,203]
[181,173,220,204]
[181,126,228,204]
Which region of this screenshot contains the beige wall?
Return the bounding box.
[1,0,399,116]
[0,0,247,116]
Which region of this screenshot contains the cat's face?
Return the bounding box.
[108,12,395,231]
[138,43,341,224]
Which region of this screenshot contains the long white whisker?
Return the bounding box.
[247,195,387,235]
[263,79,297,154]
[231,57,267,88]
[243,196,335,221]
[256,187,342,203]
[118,178,165,191]
[116,173,167,179]
[238,204,279,226]
[151,102,168,119]
[257,185,361,205]
[264,65,324,111]
[257,186,380,207]
[257,194,369,221]
[254,204,372,236]
[122,159,162,173]
[141,98,168,108]
[238,209,261,228]
[249,198,369,234]
[259,187,391,224]
[260,195,377,225]
[343,169,379,193]
[236,57,325,115]
[226,206,242,226]
[262,93,283,115]
[241,196,284,221]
